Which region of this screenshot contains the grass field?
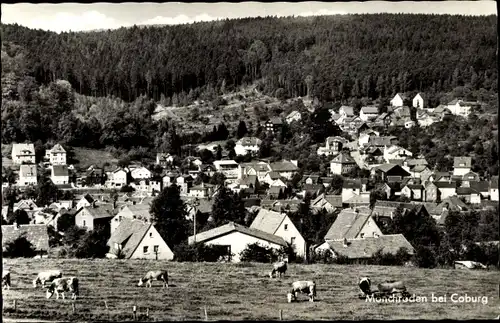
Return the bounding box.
[2,259,498,321]
[71,148,118,169]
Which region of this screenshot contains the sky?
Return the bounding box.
[1,1,497,34]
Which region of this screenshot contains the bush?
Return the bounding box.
[372,247,413,266]
[4,234,37,258]
[239,243,286,263]
[57,213,75,233]
[174,243,233,262]
[416,246,438,268]
[120,185,135,193]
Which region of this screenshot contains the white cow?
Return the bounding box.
[3,271,11,290]
[287,281,316,303]
[46,277,79,300]
[269,260,287,278]
[33,270,62,288]
[138,270,168,288]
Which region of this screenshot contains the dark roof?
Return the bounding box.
[343,179,363,189]
[107,219,153,258]
[52,165,69,177]
[188,222,287,247]
[2,224,50,252]
[270,161,298,172]
[311,193,343,209]
[331,152,356,164]
[368,136,397,147]
[79,204,115,219]
[268,117,283,125]
[456,187,478,195]
[250,209,286,234]
[433,181,458,189]
[324,208,372,240]
[325,234,415,259]
[469,181,490,193]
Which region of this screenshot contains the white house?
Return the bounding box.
[285,111,302,124]
[330,152,356,175]
[45,144,67,165]
[76,194,95,211]
[250,208,307,258]
[453,157,472,176]
[446,99,477,118]
[339,106,355,118]
[188,183,215,198]
[156,153,174,166]
[235,137,262,156]
[383,146,413,163]
[18,164,37,187]
[213,160,239,180]
[359,107,379,122]
[238,162,271,182]
[358,130,380,147]
[188,222,288,262]
[107,219,174,260]
[130,166,152,180]
[317,136,348,156]
[12,143,36,165]
[51,165,69,185]
[390,93,407,107]
[107,168,129,188]
[269,160,299,180]
[321,207,382,241]
[490,176,498,201]
[110,204,151,234]
[412,93,425,109]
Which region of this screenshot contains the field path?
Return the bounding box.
[3,318,64,323]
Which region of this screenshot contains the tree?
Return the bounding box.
[73,225,110,258]
[209,186,245,228]
[35,178,59,207]
[4,234,37,258]
[215,145,223,160]
[56,212,75,233]
[6,209,30,225]
[150,184,190,247]
[210,172,226,186]
[236,121,248,139]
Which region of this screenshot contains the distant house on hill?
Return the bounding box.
[75,204,115,231]
[330,152,356,175]
[285,111,302,124]
[188,222,288,262]
[269,160,298,180]
[156,153,174,166]
[45,144,67,165]
[446,99,479,118]
[322,207,381,241]
[111,204,152,234]
[360,106,379,121]
[12,143,36,165]
[107,219,174,260]
[390,93,407,107]
[311,194,343,213]
[317,136,348,156]
[51,165,69,185]
[250,208,306,258]
[2,224,50,257]
[235,137,262,156]
[18,164,37,187]
[453,157,472,176]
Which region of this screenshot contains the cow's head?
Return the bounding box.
[45,286,55,299]
[359,277,371,295]
[33,278,40,288]
[137,279,144,287]
[287,292,293,303]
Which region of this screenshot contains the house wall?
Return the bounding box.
[390,96,404,107]
[130,226,174,260]
[52,175,69,185]
[330,163,342,175]
[188,189,207,198]
[50,152,66,165]
[342,188,360,203]
[131,168,151,179]
[425,185,439,202]
[491,188,499,201]
[453,167,471,176]
[76,199,92,211]
[75,210,96,231]
[439,188,456,200]
[274,217,307,257]
[204,231,284,262]
[235,145,259,156]
[13,155,36,164]
[19,175,37,186]
[413,189,422,200]
[413,96,424,109]
[356,217,383,239]
[401,186,412,199]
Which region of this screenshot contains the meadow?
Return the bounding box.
[2,259,498,321]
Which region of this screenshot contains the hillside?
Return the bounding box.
[3,259,498,321]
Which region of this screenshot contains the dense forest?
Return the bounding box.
[1,14,497,103]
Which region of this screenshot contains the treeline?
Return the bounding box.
[1,14,497,103]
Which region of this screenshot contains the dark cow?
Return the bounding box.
[287,281,316,303]
[138,270,168,288]
[3,271,11,290]
[358,277,371,296]
[46,277,79,300]
[33,270,63,288]
[269,260,287,278]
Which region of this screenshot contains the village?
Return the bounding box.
[2,92,498,267]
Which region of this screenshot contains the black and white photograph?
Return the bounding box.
[1,1,498,321]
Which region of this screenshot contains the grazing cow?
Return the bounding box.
[269,260,287,278]
[377,280,407,295]
[358,277,372,296]
[287,281,316,303]
[46,277,79,300]
[2,271,11,290]
[33,270,62,288]
[138,270,168,288]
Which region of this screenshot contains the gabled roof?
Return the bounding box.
[311,193,343,209]
[80,204,115,219]
[268,117,283,125]
[368,136,397,147]
[469,181,490,193]
[50,144,66,153]
[330,152,356,164]
[12,143,35,156]
[324,208,372,240]
[188,222,287,247]
[2,224,50,252]
[412,165,429,173]
[270,161,298,172]
[374,163,404,174]
[456,187,479,195]
[20,164,37,177]
[325,234,415,259]
[121,204,151,221]
[342,179,363,189]
[344,194,371,205]
[236,137,262,147]
[286,111,301,119]
[361,106,379,114]
[51,165,68,177]
[454,157,472,168]
[405,158,428,167]
[340,106,354,116]
[433,181,457,189]
[394,93,408,100]
[107,219,153,258]
[249,209,286,234]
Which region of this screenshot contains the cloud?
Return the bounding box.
[140,13,220,26]
[23,11,130,33]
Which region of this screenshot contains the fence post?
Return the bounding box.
[133,305,137,321]
[72,302,75,314]
[146,308,149,318]
[279,309,283,321]
[105,300,110,320]
[13,300,17,313]
[204,306,208,321]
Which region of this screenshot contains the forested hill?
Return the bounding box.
[1,14,497,103]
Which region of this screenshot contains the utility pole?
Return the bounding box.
[192,198,200,243]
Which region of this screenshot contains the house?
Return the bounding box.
[412,93,425,109]
[344,193,371,207]
[189,183,216,198]
[323,208,382,241]
[130,179,162,195]
[416,110,436,127]
[51,165,69,185]
[260,199,302,213]
[461,172,480,186]
[156,153,174,166]
[238,162,271,182]
[374,112,391,127]
[330,152,356,175]
[107,219,174,260]
[285,111,302,124]
[18,164,37,187]
[456,187,481,204]
[235,137,262,156]
[339,106,355,118]
[446,99,478,118]
[75,204,115,231]
[300,184,325,198]
[469,181,490,199]
[359,106,379,122]
[111,204,152,234]
[85,167,106,186]
[188,221,288,262]
[213,160,239,180]
[342,179,364,203]
[2,224,50,256]
[371,164,411,182]
[75,194,95,210]
[401,182,424,201]
[13,199,39,219]
[130,166,152,180]
[315,234,414,263]
[269,160,299,180]
[435,196,469,225]
[317,136,348,156]
[265,117,283,134]
[45,144,67,165]
[106,167,129,188]
[358,130,380,147]
[390,93,407,107]
[368,136,398,148]
[453,157,472,176]
[176,175,194,195]
[12,143,36,165]
[250,209,307,257]
[310,194,342,213]
[490,176,499,201]
[425,181,457,202]
[384,146,413,163]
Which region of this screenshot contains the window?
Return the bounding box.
[284,224,288,231]
[143,246,148,254]
[149,232,153,238]
[360,233,365,238]
[290,237,296,248]
[154,245,159,253]
[83,220,86,227]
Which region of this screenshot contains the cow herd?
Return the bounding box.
[2,263,410,305]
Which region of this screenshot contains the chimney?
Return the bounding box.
[13,222,19,230]
[92,201,97,208]
[343,238,348,247]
